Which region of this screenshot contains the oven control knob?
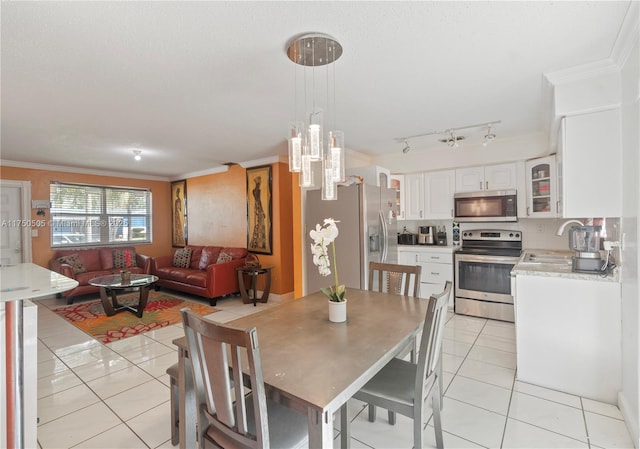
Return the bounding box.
[509,233,514,237]
[515,233,520,238]
[468,232,473,237]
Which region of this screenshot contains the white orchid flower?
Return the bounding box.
[309,218,345,301]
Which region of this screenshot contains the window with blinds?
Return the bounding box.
[49,182,152,247]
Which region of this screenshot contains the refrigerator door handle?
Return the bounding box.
[379,209,388,263]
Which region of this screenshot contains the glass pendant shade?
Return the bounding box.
[328,130,345,183]
[321,159,337,200]
[307,110,323,161]
[288,122,303,172]
[300,154,314,187]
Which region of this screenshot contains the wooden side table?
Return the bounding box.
[236,266,272,306]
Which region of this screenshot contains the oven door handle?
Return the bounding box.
[455,254,520,264]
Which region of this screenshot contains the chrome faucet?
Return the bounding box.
[556,219,584,236]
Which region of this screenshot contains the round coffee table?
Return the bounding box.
[89,274,158,318]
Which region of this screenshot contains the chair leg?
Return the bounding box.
[431,384,444,449]
[388,410,396,425]
[367,403,376,422]
[167,364,179,446]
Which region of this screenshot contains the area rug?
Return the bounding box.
[53,291,219,344]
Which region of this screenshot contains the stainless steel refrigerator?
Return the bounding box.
[305,183,398,295]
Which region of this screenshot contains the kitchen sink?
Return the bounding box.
[522,252,572,264]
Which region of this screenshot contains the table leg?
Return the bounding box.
[250,273,258,306]
[99,287,116,316]
[5,300,24,449]
[340,403,351,448]
[308,408,334,449]
[237,270,250,304]
[136,285,151,318]
[260,269,271,303]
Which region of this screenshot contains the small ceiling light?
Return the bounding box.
[447,131,459,148]
[402,140,411,154]
[133,149,142,161]
[483,125,496,147]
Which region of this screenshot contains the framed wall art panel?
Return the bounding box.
[171,180,187,247]
[246,165,272,254]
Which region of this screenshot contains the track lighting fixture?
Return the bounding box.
[482,124,496,147]
[133,149,142,161]
[395,120,501,152]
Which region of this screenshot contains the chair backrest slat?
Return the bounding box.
[415,281,452,396]
[368,261,422,297]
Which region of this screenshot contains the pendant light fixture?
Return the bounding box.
[287,33,344,200]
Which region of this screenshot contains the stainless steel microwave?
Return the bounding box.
[454,190,517,222]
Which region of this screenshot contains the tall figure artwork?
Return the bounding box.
[246,165,272,254]
[171,180,187,247]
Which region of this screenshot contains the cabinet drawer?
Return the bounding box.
[420,262,450,284]
[417,252,453,264]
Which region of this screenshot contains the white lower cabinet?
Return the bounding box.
[514,274,621,404]
[398,246,454,308]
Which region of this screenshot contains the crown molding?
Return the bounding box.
[172,165,229,181]
[611,1,639,68]
[238,155,287,169]
[544,58,620,87]
[0,159,170,182]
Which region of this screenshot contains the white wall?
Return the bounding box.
[619,4,640,445]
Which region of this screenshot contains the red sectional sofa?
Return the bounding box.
[150,245,248,306]
[49,246,151,304]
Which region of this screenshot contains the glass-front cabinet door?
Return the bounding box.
[525,155,558,217]
[390,175,405,220]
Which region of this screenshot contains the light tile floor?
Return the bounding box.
[34,292,634,449]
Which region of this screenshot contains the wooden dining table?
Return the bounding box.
[174,288,430,449]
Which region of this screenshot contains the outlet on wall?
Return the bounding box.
[536,223,545,233]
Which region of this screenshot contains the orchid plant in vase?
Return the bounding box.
[309,218,346,302]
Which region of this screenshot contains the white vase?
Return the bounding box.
[328,299,347,323]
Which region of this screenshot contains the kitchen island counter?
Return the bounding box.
[512,249,619,282]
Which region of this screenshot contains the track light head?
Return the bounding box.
[402,140,411,154]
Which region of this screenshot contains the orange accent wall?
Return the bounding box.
[186,163,294,295]
[0,165,172,268]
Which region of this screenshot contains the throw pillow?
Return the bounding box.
[113,249,137,269]
[216,251,233,264]
[57,253,87,275]
[173,248,192,268]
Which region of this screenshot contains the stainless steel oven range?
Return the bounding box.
[454,229,522,322]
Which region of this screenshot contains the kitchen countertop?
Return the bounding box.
[512,249,619,283]
[397,245,456,253]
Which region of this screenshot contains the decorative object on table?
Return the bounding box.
[120,270,131,284]
[309,217,346,322]
[52,291,219,344]
[171,179,188,247]
[244,252,261,268]
[246,165,273,254]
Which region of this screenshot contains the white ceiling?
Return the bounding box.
[0,1,631,180]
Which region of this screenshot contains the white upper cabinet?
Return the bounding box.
[455,163,517,192]
[404,173,424,220]
[525,155,558,218]
[389,175,405,221]
[424,170,455,219]
[558,108,621,218]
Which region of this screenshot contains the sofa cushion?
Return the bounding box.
[113,248,137,269]
[188,246,204,269]
[216,251,233,264]
[199,246,222,270]
[222,247,248,260]
[57,253,87,274]
[173,248,192,268]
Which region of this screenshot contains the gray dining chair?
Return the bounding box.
[353,280,452,449]
[368,261,422,298]
[180,308,308,449]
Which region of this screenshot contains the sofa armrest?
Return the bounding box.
[206,258,246,295]
[151,255,174,273]
[49,259,76,279]
[136,253,152,274]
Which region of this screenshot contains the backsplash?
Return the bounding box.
[399,217,621,255]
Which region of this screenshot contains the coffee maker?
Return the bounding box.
[418,226,436,245]
[569,225,604,273]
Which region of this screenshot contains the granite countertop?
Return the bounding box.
[512,249,620,283]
